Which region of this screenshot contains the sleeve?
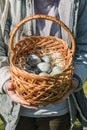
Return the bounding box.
[0,0,12,93]
[73,0,87,91]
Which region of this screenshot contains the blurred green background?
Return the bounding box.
[0,82,87,130]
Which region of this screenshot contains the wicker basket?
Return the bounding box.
[10,15,76,106]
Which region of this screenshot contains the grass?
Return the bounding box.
[0,82,87,130]
[0,119,4,130]
[84,82,87,97]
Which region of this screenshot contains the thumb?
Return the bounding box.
[6,81,15,93]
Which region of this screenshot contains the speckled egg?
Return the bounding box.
[27,54,41,67]
[34,68,40,74]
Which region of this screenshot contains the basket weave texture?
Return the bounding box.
[10,15,75,106]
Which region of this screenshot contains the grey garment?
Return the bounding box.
[20,100,69,117]
[34,0,61,37]
[83,128,87,130]
[73,89,87,126]
[0,115,16,130]
[5,123,16,130]
[0,94,20,127]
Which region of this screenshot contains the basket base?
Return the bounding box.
[15,83,76,106]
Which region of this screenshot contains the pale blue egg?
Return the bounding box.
[39,72,49,76]
[50,66,63,75]
[37,62,51,73]
[41,55,51,63]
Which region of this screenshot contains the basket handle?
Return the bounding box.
[10,14,75,55]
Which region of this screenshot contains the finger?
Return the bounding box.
[11,94,38,109]
[11,94,30,105]
[6,82,15,94]
[72,79,79,88]
[22,104,38,109]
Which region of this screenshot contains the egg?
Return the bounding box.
[24,64,32,70]
[27,70,35,74]
[23,64,35,74]
[27,54,41,67]
[41,55,51,63]
[34,68,40,74]
[37,62,51,73]
[39,72,49,76]
[50,66,63,75]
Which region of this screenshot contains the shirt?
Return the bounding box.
[34,0,61,37]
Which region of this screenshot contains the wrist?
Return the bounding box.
[73,74,83,92]
[73,77,79,87]
[2,80,11,93]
